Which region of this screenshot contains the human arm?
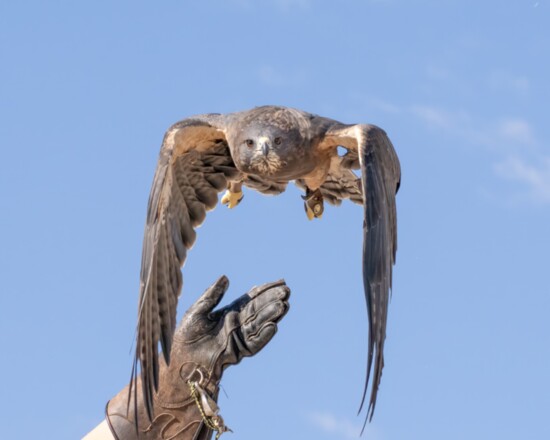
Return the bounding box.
[83,276,290,440]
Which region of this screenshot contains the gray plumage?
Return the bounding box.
[132,105,401,426]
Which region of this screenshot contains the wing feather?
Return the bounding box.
[324,123,400,427]
[243,174,288,195]
[295,162,363,206]
[358,125,400,423]
[134,116,238,419]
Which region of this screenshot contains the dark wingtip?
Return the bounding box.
[141,367,154,422]
[357,344,374,415]
[127,356,143,433]
[358,362,380,436]
[161,334,171,365]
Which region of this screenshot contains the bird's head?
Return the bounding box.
[228,107,308,178]
[233,127,291,176]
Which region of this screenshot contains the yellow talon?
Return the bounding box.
[221,190,243,209]
[302,188,324,221]
[304,202,323,220]
[306,205,315,220]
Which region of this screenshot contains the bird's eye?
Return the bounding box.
[274,137,282,145]
[245,139,254,148]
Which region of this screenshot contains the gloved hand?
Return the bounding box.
[106,276,290,440]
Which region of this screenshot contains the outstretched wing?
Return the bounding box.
[132,115,239,419]
[323,123,401,426]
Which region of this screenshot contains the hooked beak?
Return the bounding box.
[258,136,270,156]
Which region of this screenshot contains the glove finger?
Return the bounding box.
[189,275,229,316]
[244,322,278,356]
[246,279,287,299]
[242,299,289,340]
[239,284,290,322]
[217,280,288,317]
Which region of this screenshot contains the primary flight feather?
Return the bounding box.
[133,105,401,425]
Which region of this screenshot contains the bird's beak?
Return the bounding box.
[258,136,270,156]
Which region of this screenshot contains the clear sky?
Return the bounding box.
[1,1,549,439]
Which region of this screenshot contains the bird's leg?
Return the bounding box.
[302,188,324,220]
[221,181,244,209]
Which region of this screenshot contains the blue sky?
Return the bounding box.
[1,1,549,439]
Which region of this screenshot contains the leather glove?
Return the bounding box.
[106,276,290,440]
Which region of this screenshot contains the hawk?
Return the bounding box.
[132,105,401,426]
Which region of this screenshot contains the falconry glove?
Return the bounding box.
[106,276,290,440]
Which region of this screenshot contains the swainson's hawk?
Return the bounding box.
[132,105,401,426]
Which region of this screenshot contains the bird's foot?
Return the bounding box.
[302,188,324,220]
[221,190,244,209]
